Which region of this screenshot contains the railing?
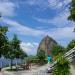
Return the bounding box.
[64,47,75,57]
[64,47,75,62]
[49,47,75,69]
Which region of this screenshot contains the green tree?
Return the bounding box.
[15,49,27,59]
[67,39,75,51]
[12,34,27,59]
[68,0,75,31]
[37,50,46,65]
[68,0,75,21]
[67,0,75,61]
[5,41,16,69]
[67,39,75,64]
[0,26,8,57]
[51,45,64,57]
[5,34,27,69]
[0,26,9,70]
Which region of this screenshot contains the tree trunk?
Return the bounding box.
[0,61,2,71]
[16,58,18,71]
[10,59,13,70]
[15,59,17,67]
[0,58,3,71]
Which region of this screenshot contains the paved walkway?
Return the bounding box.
[0,64,50,75]
[70,65,75,75]
[1,64,75,75]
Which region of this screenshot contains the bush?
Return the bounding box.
[37,50,46,65]
[52,56,70,75]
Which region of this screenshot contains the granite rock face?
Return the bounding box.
[37,35,57,55]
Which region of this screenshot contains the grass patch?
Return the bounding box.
[6,68,17,71]
[3,66,19,71]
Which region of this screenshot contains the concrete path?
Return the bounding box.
[1,64,75,75]
[0,64,50,75]
[70,65,75,75]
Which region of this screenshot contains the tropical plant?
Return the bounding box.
[52,55,70,75]
[67,39,75,64]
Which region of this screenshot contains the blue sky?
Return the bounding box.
[0,0,75,55]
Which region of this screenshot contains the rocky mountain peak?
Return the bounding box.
[37,35,57,55]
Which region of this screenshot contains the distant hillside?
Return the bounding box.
[37,35,57,55]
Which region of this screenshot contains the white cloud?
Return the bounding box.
[31,0,71,27]
[23,0,71,10]
[0,0,16,17]
[20,42,38,55]
[48,0,59,9]
[48,0,71,9]
[2,18,45,36]
[2,18,75,53]
[34,8,75,27]
[2,18,75,40]
[63,0,71,5]
[49,27,75,47]
[48,27,75,40]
